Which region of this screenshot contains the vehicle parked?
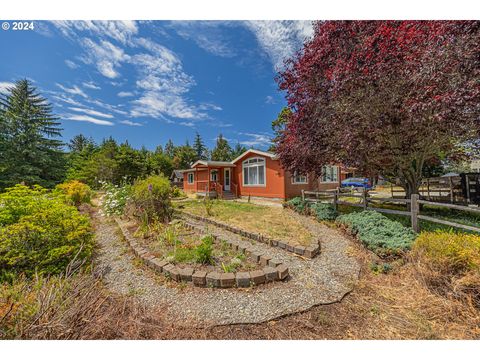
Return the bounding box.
[341,177,373,190]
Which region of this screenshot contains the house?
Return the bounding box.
[179,149,346,200]
[170,170,184,188]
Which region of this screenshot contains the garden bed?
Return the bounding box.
[117,217,289,288]
[174,200,314,247]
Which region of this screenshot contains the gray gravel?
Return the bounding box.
[94,207,360,327]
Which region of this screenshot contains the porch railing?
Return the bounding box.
[196,180,208,192]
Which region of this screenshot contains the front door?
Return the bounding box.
[224,168,231,191]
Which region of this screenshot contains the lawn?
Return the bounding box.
[175,200,313,246]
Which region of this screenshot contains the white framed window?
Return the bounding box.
[320,166,339,183]
[292,172,308,184]
[242,157,266,186]
[210,169,218,181]
[187,172,194,184]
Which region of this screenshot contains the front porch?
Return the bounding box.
[191,163,238,199]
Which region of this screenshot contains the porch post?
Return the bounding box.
[207,166,210,194]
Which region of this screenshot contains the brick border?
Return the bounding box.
[176,210,321,259]
[114,217,290,289]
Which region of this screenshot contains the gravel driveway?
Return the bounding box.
[94,206,360,327]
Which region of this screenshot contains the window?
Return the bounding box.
[321,166,339,183]
[187,172,194,184]
[292,172,308,184]
[210,169,218,181]
[242,157,266,186]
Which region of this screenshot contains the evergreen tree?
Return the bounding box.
[173,143,196,169]
[211,134,233,161]
[232,142,248,159]
[193,131,207,160]
[0,79,65,188]
[164,139,175,158]
[68,134,95,153]
[268,107,291,152]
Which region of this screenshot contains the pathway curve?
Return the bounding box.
[94,204,360,326]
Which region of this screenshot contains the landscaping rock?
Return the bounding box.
[179,267,194,282]
[294,246,306,256]
[277,265,289,280]
[192,271,207,287]
[151,259,168,273]
[286,244,295,252]
[250,252,261,263]
[169,266,180,281]
[250,270,266,286]
[263,266,278,282]
[278,241,287,249]
[162,264,175,279]
[260,255,272,266]
[268,258,282,268]
[220,273,236,288]
[235,272,251,288]
[206,272,221,287]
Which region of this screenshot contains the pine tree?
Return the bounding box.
[0,79,65,188]
[68,134,95,153]
[164,139,175,158]
[193,132,207,161]
[232,142,247,159]
[211,134,233,161]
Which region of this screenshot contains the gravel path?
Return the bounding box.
[94,206,360,327]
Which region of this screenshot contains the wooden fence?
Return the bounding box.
[390,174,480,205]
[302,189,480,233]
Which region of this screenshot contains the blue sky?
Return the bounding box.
[0,21,313,150]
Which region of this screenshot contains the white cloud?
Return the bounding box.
[239,132,273,148]
[117,91,135,97]
[199,103,222,111]
[170,21,236,57]
[55,83,88,98]
[51,21,138,45]
[179,121,195,127]
[65,59,79,69]
[82,81,100,90]
[265,95,276,104]
[80,38,130,79]
[69,107,113,118]
[244,21,314,70]
[120,120,143,127]
[65,114,114,126]
[0,82,15,94]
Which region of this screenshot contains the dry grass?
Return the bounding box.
[176,200,313,246]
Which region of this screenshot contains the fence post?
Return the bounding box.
[333,190,338,212]
[411,194,420,233]
[449,177,454,203]
[362,188,367,209]
[301,189,305,202]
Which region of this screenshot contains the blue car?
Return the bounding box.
[341,177,373,190]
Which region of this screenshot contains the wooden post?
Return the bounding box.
[411,194,420,233]
[391,184,394,198]
[465,174,471,204]
[362,188,368,209]
[301,189,305,201]
[333,190,338,212]
[427,178,430,199]
[449,177,454,203]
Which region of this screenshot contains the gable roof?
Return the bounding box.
[190,160,235,168]
[231,149,277,164]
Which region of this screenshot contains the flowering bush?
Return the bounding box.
[130,175,172,224]
[55,180,93,206]
[0,185,94,282]
[101,181,131,215]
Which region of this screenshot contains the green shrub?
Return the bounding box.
[0,185,94,281]
[130,175,172,223]
[171,186,185,198]
[413,231,480,274]
[286,197,309,214]
[310,202,337,221]
[203,197,215,216]
[195,235,214,264]
[55,180,93,206]
[336,210,416,257]
[101,181,131,215]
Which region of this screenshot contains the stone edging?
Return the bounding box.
[114,217,290,289]
[176,210,321,259]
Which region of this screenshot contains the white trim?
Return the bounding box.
[210,169,218,181]
[320,165,339,183]
[231,149,276,164]
[291,173,308,184]
[224,168,231,191]
[242,156,267,187]
[187,172,194,184]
